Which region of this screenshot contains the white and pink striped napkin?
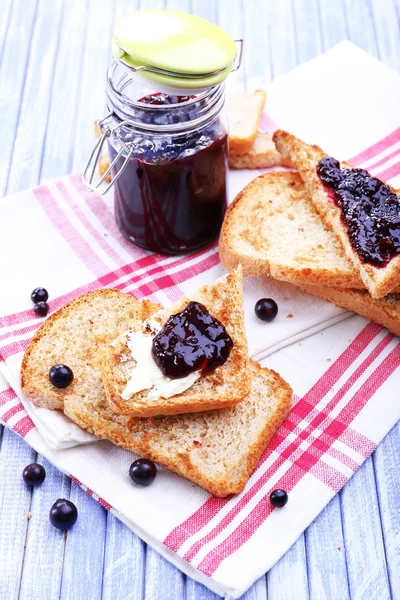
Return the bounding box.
[0,42,399,598]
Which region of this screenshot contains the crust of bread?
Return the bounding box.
[64,361,292,497]
[100,266,251,417]
[228,132,291,170]
[219,172,369,289]
[273,130,400,299]
[20,289,159,410]
[300,284,400,338]
[227,90,267,155]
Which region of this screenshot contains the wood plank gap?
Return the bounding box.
[291,0,300,65]
[267,24,274,80]
[98,510,111,600]
[57,476,72,600]
[338,490,355,599]
[396,0,400,30]
[66,0,90,175]
[0,0,13,71]
[342,0,351,42]
[37,0,66,183]
[316,0,325,51]
[367,0,381,59]
[3,0,39,195]
[182,573,187,600]
[141,540,147,600]
[0,425,4,452]
[240,0,247,90]
[371,452,394,599]
[16,450,37,600]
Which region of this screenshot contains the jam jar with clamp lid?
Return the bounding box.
[83,9,242,255]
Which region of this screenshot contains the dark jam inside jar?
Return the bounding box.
[109,92,228,255]
[152,301,233,379]
[317,157,400,267]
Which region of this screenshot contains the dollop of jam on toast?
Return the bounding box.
[152,301,233,379]
[317,157,400,267]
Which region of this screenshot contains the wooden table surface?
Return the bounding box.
[1,1,399,598]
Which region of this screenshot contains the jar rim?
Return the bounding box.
[105,60,225,135]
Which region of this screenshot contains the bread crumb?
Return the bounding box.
[287,314,293,318]
[337,546,341,551]
[27,512,32,520]
[327,358,331,362]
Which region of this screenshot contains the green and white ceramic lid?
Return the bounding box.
[112,9,238,90]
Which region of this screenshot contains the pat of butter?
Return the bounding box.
[121,325,201,401]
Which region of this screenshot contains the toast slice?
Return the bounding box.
[219,172,366,288]
[227,90,267,155]
[273,130,400,299]
[300,285,400,338]
[99,266,251,417]
[228,132,291,170]
[65,360,292,497]
[20,289,159,410]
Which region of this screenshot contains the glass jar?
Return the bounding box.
[101,61,228,255]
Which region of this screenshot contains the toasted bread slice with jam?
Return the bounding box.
[228,132,291,170]
[300,285,400,338]
[227,90,267,155]
[65,360,292,497]
[219,172,366,288]
[273,130,400,299]
[20,289,159,411]
[100,266,251,418]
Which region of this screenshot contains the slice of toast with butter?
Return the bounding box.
[20,289,159,411]
[65,360,292,497]
[100,266,251,418]
[19,286,292,497]
[273,130,400,299]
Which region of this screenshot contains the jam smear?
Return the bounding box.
[151,301,233,379]
[317,157,400,267]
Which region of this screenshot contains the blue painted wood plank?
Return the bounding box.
[59,482,107,600]
[217,0,246,92]
[293,0,323,63]
[0,429,35,599]
[0,0,13,66]
[266,0,297,78]
[317,0,349,50]
[70,0,116,174]
[39,0,89,183]
[241,2,271,90]
[191,0,217,23]
[5,0,64,195]
[340,457,391,598]
[165,0,190,12]
[18,454,71,600]
[102,511,146,600]
[370,0,400,71]
[305,495,350,599]
[343,0,379,56]
[0,0,38,195]
[267,534,309,600]
[373,423,400,598]
[144,546,185,600]
[186,578,222,600]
